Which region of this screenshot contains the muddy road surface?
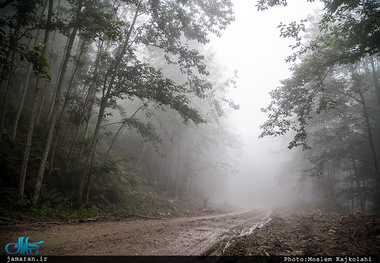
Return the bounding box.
[223,209,380,256]
[2,208,379,257]
[0,209,271,256]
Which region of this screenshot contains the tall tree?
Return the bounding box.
[77,0,235,201]
[18,0,53,196]
[258,1,380,210]
[32,0,83,203]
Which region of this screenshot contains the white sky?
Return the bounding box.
[208,1,322,207]
[211,1,322,136]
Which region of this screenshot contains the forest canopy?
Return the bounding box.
[258,0,380,212]
[0,0,239,218]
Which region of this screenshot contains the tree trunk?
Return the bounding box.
[32,0,82,203]
[357,86,380,209]
[0,50,16,142]
[105,101,151,161]
[84,140,97,203]
[12,64,32,140]
[370,57,380,111]
[12,23,45,140]
[351,63,380,209]
[35,0,62,126]
[18,0,54,196]
[174,133,182,197]
[45,32,70,123]
[353,162,365,212]
[78,1,142,201]
[47,38,87,178]
[65,40,104,172]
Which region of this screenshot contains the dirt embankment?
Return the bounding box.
[223,209,380,256]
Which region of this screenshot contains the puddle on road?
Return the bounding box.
[221,210,273,255]
[239,211,272,237]
[149,209,274,256]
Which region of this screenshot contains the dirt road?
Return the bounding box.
[1,208,379,257]
[0,209,271,256]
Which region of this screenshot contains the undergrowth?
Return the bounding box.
[0,188,196,220]
[0,201,192,220]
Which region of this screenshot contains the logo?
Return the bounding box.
[5,237,44,255]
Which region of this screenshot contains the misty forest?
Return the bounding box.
[1,0,380,257]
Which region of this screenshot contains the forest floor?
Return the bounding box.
[0,208,379,256]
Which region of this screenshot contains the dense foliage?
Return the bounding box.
[259,0,380,212]
[0,0,238,218]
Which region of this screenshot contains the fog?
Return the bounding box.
[207,1,322,209]
[3,0,378,221]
